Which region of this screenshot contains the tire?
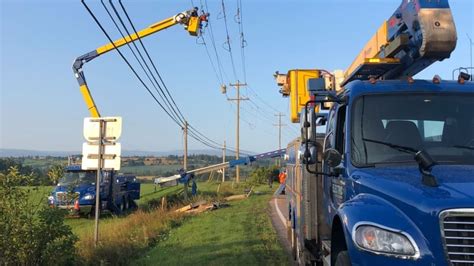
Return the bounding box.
[128,196,137,210]
[291,228,297,260]
[124,196,130,210]
[122,197,128,211]
[335,251,351,266]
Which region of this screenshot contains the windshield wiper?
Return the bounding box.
[362,138,418,154]
[453,145,474,151]
[362,138,438,187]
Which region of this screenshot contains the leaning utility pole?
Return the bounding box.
[227,81,248,183]
[222,141,226,182]
[274,113,286,166]
[183,121,188,170]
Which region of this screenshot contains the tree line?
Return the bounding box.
[0,158,63,186]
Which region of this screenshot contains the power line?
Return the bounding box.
[82,0,247,154]
[247,85,280,113]
[81,0,181,127]
[200,35,223,85]
[102,0,184,125]
[117,0,248,154]
[197,0,224,86]
[220,0,239,81]
[204,0,229,84]
[117,0,187,124]
[235,0,247,83]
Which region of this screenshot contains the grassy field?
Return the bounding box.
[64,183,185,236]
[25,186,53,203]
[25,180,288,265]
[21,158,68,170]
[24,183,182,234]
[136,185,288,266]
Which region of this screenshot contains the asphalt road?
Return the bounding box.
[268,192,295,264]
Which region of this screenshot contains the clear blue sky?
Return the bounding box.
[1,0,473,153]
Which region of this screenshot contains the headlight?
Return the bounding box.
[353,224,418,258]
[82,194,95,200]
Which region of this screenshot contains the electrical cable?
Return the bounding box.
[81,0,181,127]
[220,0,239,81]
[204,0,229,84]
[236,0,247,83]
[102,0,183,125]
[118,0,187,124]
[83,0,245,153]
[118,1,247,153]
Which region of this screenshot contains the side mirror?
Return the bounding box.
[324,148,342,168]
[303,145,318,164]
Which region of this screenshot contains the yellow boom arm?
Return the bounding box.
[73,8,207,117]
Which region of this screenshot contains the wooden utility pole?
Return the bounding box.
[274,113,286,166]
[222,141,226,182]
[228,81,248,183]
[274,113,286,150]
[183,121,188,170]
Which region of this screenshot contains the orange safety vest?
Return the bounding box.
[279,172,287,184]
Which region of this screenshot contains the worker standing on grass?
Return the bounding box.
[178,169,198,198]
[178,169,190,199]
[278,169,287,194]
[273,169,287,196]
[279,169,287,184]
[191,173,197,196]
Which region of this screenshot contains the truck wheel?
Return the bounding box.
[291,228,297,260]
[287,219,292,244]
[128,196,136,210]
[335,251,351,266]
[122,196,128,211]
[124,196,129,210]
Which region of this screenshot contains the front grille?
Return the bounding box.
[441,209,474,265]
[55,192,79,206]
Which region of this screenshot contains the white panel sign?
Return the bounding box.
[83,117,122,142]
[81,142,121,170]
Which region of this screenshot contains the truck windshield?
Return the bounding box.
[351,93,474,166]
[59,171,97,185]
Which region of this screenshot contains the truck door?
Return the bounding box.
[323,104,347,220]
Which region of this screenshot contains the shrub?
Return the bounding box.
[0,166,78,265]
[246,166,279,186]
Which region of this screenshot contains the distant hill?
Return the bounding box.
[0,148,243,157]
[0,149,78,157]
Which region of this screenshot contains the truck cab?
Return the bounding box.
[49,165,140,216]
[287,79,474,265]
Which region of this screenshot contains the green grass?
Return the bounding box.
[137,183,182,206]
[26,182,225,233]
[25,181,288,265]
[64,182,218,236]
[136,185,288,266]
[24,186,53,206]
[64,183,185,236]
[74,181,245,264]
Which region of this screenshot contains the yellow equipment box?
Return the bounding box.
[287,69,320,123]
